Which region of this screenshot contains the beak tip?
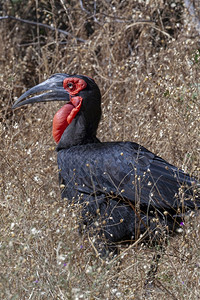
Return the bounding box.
[12,102,21,110]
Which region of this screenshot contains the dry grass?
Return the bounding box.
[0,0,200,299]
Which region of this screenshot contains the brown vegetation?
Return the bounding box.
[0,0,200,299]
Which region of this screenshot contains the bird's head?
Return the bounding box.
[12,73,102,145]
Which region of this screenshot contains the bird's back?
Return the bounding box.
[58,141,199,214]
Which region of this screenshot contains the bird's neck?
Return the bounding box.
[56,112,100,151]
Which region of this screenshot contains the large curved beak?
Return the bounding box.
[12,73,70,109]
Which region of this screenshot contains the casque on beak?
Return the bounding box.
[12,73,70,109]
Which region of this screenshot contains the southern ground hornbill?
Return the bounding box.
[13,73,200,255]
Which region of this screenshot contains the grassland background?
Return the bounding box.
[0,0,200,299]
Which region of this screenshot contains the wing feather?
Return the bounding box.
[58,141,199,212]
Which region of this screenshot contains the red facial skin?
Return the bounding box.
[52,78,86,143]
[63,77,87,95]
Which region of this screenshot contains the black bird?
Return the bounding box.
[13,73,200,255]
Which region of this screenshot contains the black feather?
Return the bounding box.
[58,141,199,253]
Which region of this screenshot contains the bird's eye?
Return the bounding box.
[67,82,74,89]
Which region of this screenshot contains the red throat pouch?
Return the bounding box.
[52,96,82,143]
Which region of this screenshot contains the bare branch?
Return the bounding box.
[0,15,86,42]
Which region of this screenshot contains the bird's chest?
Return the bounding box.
[57,148,100,201]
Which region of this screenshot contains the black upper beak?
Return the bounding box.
[12,73,70,109]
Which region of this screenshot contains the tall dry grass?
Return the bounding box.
[0,1,200,299]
